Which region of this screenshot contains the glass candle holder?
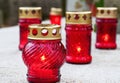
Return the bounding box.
[95,7,118,49]
[50,7,62,25]
[22,24,65,83]
[65,11,92,64]
[19,7,42,50]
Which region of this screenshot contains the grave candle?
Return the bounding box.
[65,11,92,64]
[95,7,118,49]
[22,24,65,83]
[19,7,42,50]
[50,7,62,25]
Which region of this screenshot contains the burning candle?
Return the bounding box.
[19,7,42,50]
[22,24,65,83]
[95,7,118,49]
[65,11,92,64]
[50,7,62,25]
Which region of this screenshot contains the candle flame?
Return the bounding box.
[41,55,46,61]
[103,34,109,42]
[77,47,81,53]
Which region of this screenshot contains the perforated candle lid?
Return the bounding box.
[28,24,61,40]
[66,11,92,24]
[50,7,62,15]
[19,7,42,19]
[96,7,117,18]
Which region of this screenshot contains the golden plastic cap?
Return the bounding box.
[28,24,61,40]
[66,11,92,24]
[96,7,117,18]
[50,7,62,15]
[19,7,42,19]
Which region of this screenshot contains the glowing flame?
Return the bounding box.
[77,46,81,53]
[41,55,46,61]
[102,34,109,42]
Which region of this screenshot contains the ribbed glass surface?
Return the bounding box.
[22,40,65,83]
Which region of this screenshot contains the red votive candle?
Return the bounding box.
[65,11,92,64]
[19,7,42,50]
[95,7,118,49]
[50,7,62,25]
[22,24,65,83]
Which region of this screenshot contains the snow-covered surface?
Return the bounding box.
[0,18,120,83]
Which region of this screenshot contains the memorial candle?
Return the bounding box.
[50,7,62,25]
[19,7,42,50]
[22,24,65,83]
[95,7,118,49]
[65,11,92,64]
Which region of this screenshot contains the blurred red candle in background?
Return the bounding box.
[22,24,65,83]
[65,11,92,64]
[50,7,62,25]
[95,7,118,49]
[19,7,42,50]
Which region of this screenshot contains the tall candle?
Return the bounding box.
[19,7,42,50]
[65,11,92,64]
[95,7,118,49]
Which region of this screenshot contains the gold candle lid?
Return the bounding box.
[50,7,62,15]
[66,11,92,24]
[28,24,61,40]
[19,7,42,19]
[96,7,117,18]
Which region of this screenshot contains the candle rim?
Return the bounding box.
[66,11,91,14]
[19,7,42,10]
[97,7,117,10]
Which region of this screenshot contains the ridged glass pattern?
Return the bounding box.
[22,40,65,83]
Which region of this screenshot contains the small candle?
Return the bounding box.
[65,11,92,64]
[95,7,118,49]
[19,7,42,50]
[22,24,65,83]
[50,7,62,25]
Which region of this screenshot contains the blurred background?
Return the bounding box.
[0,0,119,28]
[0,0,66,27]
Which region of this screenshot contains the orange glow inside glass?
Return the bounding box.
[65,24,92,64]
[95,18,117,49]
[41,55,46,61]
[102,34,109,42]
[76,46,82,53]
[19,18,41,50]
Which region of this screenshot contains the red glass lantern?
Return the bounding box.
[95,7,118,49]
[19,7,42,50]
[50,7,62,25]
[22,24,65,83]
[65,11,92,64]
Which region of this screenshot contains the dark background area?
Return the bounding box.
[0,0,66,27]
